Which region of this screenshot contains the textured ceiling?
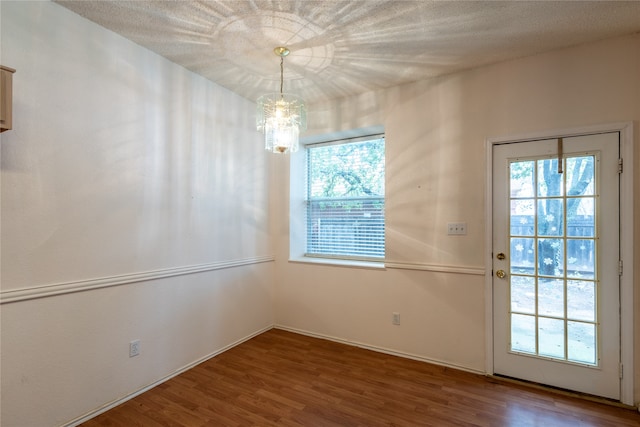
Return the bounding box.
[56,1,640,104]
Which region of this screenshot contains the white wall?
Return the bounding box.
[0,2,274,426]
[274,33,640,402]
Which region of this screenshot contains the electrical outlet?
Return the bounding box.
[392,312,400,325]
[129,340,140,357]
[447,222,467,235]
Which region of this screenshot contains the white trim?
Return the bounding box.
[301,125,385,146]
[63,325,274,427]
[618,122,635,406]
[385,261,485,276]
[484,136,495,376]
[486,122,633,145]
[0,256,275,304]
[289,257,385,270]
[485,121,634,406]
[275,325,485,375]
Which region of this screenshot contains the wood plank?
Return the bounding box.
[81,329,640,426]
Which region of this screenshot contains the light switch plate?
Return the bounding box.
[447,222,467,235]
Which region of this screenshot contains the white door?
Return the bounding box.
[492,132,620,399]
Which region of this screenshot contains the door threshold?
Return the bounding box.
[488,374,635,411]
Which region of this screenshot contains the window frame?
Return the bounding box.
[289,128,386,268]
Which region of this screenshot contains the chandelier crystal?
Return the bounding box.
[256,47,307,154]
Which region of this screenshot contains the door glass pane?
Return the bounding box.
[567,280,595,321]
[511,237,535,275]
[511,276,536,314]
[566,156,595,196]
[537,198,563,236]
[538,278,564,317]
[566,239,595,279]
[537,159,563,197]
[511,314,536,354]
[538,317,565,359]
[538,238,563,277]
[567,197,594,237]
[568,321,596,364]
[510,161,535,198]
[511,199,535,236]
[508,155,598,366]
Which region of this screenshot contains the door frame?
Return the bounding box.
[484,122,634,406]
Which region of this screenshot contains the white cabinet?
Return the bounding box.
[0,65,16,133]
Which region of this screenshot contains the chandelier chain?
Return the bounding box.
[280,56,284,95]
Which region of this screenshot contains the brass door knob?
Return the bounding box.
[496,270,507,279]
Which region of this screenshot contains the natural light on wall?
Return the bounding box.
[256,47,307,154]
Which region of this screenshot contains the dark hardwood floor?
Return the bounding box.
[81,329,639,426]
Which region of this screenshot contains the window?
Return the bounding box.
[305,135,385,261]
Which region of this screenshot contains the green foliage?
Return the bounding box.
[308,139,385,199]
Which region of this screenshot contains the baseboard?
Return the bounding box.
[63,324,274,427]
[274,324,484,375]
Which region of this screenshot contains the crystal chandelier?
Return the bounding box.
[256,47,307,154]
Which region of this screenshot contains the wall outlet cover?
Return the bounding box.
[129,340,140,357]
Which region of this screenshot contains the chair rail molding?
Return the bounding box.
[0,255,275,304]
[385,261,485,276]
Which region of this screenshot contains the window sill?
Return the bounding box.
[288,256,386,270]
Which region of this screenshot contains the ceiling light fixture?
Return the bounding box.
[256,47,307,154]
